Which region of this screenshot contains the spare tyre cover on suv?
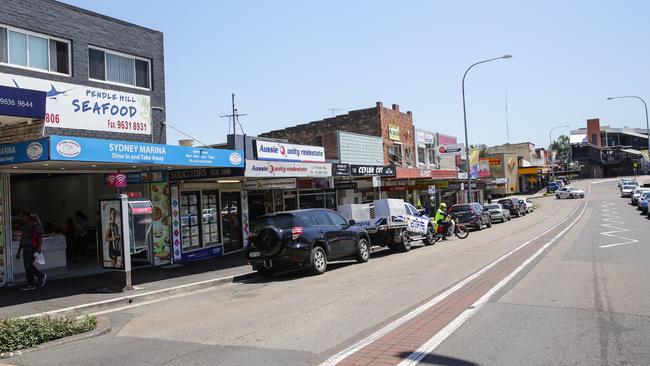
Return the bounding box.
[252,227,284,257]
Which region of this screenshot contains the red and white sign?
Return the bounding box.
[254,141,325,162]
[245,160,331,178]
[396,167,458,179]
[105,173,127,188]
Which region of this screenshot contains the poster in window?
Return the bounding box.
[189,195,198,205]
[150,183,171,266]
[100,200,124,269]
[0,178,4,285]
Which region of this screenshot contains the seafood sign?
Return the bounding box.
[0,72,151,135]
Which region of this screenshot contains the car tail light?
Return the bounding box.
[291,226,303,240]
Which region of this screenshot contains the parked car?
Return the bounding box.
[498,197,526,217]
[484,203,511,223]
[621,183,638,197]
[638,191,650,214]
[512,197,535,213]
[246,209,371,276]
[620,180,638,192]
[618,178,628,188]
[555,187,585,199]
[449,203,491,230]
[547,182,560,193]
[631,187,650,205]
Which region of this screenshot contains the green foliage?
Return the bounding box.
[550,135,571,165]
[0,315,96,353]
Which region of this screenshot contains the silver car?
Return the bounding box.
[484,203,511,223]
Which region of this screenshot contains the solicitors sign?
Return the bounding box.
[0,73,151,135]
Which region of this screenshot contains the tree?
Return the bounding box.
[550,135,571,169]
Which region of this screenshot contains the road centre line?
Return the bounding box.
[398,201,589,366]
[319,201,585,366]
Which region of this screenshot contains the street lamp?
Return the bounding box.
[462,54,512,203]
[549,125,570,179]
[606,96,650,156]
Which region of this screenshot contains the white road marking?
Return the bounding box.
[319,201,586,366]
[398,201,589,366]
[598,202,638,249]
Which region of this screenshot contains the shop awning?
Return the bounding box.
[0,135,244,173]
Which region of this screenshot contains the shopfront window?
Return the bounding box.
[299,190,336,210]
[201,191,220,246]
[221,192,242,253]
[284,191,297,211]
[180,191,202,250]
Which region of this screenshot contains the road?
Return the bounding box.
[13,179,650,365]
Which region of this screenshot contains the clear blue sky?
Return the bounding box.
[63,0,650,148]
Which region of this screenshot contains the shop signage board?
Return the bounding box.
[332,163,351,176]
[416,130,435,144]
[388,125,400,141]
[126,171,168,184]
[428,185,436,195]
[350,164,396,177]
[438,143,465,156]
[481,157,501,166]
[372,176,381,188]
[245,160,331,178]
[0,85,46,119]
[99,198,127,269]
[243,178,297,191]
[396,167,458,179]
[0,138,49,165]
[253,140,325,162]
[0,73,152,135]
[168,167,244,181]
[48,135,244,168]
[334,181,357,190]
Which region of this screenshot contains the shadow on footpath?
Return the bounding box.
[0,252,249,310]
[399,352,480,366]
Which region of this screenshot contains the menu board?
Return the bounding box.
[202,191,220,244]
[180,192,201,249]
[150,183,171,266]
[0,178,4,285]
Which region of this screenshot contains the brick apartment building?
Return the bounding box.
[260,102,415,167]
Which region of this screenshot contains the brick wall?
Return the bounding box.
[260,102,414,165]
[0,0,166,144]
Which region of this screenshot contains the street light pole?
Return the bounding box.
[548,125,570,179]
[606,96,650,159]
[462,54,512,203]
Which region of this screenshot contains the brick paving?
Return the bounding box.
[331,203,585,366]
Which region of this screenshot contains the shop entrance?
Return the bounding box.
[220,192,242,253]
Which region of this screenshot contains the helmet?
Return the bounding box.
[440,203,447,209]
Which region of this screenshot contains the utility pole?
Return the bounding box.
[328,108,343,117]
[220,93,247,135]
[505,90,510,144]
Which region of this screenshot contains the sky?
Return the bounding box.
[62,0,650,149]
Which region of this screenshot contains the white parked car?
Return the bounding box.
[620,180,638,192]
[484,203,511,223]
[631,187,650,205]
[556,187,585,199]
[621,184,638,197]
[511,197,535,213]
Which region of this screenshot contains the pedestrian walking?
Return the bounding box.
[486,193,492,204]
[15,213,46,290]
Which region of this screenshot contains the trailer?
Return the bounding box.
[338,199,435,252]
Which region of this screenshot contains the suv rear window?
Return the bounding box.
[498,199,512,206]
[251,214,296,233]
[450,205,471,213]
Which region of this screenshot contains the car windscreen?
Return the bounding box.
[251,214,296,233]
[623,185,636,189]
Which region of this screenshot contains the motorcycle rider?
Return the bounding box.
[435,203,450,239]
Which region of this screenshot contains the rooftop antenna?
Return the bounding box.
[220,93,247,134]
[328,108,343,117]
[505,89,510,144]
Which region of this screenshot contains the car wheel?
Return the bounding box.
[423,226,436,246]
[569,194,574,199]
[476,219,484,230]
[355,238,370,263]
[310,246,327,275]
[556,194,560,199]
[397,231,412,252]
[487,218,492,228]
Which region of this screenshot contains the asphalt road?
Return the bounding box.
[14,179,650,366]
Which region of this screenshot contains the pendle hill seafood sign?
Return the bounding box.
[0,73,151,135]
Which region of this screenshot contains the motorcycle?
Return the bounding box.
[431,215,469,243]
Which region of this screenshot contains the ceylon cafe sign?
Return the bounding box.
[254,140,325,162]
[0,73,151,135]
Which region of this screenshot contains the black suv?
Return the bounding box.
[497,198,526,217]
[246,209,371,276]
[449,203,492,230]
